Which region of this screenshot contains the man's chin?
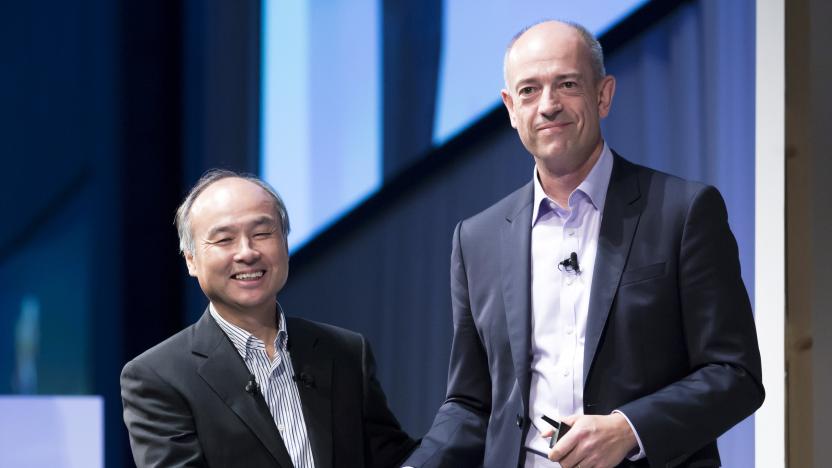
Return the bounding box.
[531,146,569,164]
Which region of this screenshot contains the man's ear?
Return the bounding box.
[184,251,198,277]
[597,75,616,119]
[501,89,518,129]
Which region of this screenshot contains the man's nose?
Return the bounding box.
[538,87,562,117]
[233,237,261,263]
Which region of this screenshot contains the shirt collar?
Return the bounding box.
[209,303,289,359]
[532,142,614,225]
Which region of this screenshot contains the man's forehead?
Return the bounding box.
[190,178,278,226]
[192,178,270,210]
[506,27,589,83]
[506,51,585,85]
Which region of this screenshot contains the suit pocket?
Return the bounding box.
[620,262,666,285]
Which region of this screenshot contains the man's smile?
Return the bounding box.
[535,121,571,134]
[231,270,265,281]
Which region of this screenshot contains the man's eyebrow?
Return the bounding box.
[204,216,277,239]
[514,72,584,88]
[514,77,538,88]
[250,216,278,228]
[555,72,583,81]
[205,225,236,239]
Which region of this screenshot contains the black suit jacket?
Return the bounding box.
[121,309,415,468]
[405,154,764,467]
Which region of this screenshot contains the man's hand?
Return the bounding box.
[541,413,637,468]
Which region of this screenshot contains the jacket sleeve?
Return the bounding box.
[617,185,765,467]
[121,358,207,468]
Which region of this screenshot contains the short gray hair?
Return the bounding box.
[175,169,290,254]
[503,20,606,86]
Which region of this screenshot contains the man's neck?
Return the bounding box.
[212,303,279,346]
[537,142,604,206]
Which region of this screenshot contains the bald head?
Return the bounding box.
[499,19,616,180]
[504,20,605,87]
[175,169,290,255]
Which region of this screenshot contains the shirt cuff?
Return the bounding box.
[612,410,646,461]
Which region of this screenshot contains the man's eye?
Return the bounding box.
[214,238,232,245]
[559,81,583,95]
[518,86,536,96]
[253,232,272,239]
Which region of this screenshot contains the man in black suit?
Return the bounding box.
[121,170,414,467]
[404,20,764,467]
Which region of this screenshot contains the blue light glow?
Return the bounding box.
[261,0,649,250]
[261,0,381,252]
[0,396,104,467]
[433,0,650,144]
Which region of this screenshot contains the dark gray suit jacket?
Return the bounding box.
[405,154,764,467]
[121,309,415,468]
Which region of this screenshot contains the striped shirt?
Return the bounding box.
[210,304,315,468]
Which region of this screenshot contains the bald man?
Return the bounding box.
[121,170,415,468]
[405,21,763,468]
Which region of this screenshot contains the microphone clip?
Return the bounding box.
[293,372,315,389]
[245,375,259,394]
[558,252,580,274]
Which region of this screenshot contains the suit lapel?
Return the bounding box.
[191,310,295,468]
[583,155,642,385]
[286,318,334,468]
[500,182,534,409]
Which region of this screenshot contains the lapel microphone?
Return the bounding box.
[245,375,259,394]
[558,251,580,273]
[293,372,315,389]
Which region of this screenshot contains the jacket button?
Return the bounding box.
[516,415,523,428]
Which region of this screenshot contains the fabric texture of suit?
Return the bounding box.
[121,308,415,468]
[405,154,764,468]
